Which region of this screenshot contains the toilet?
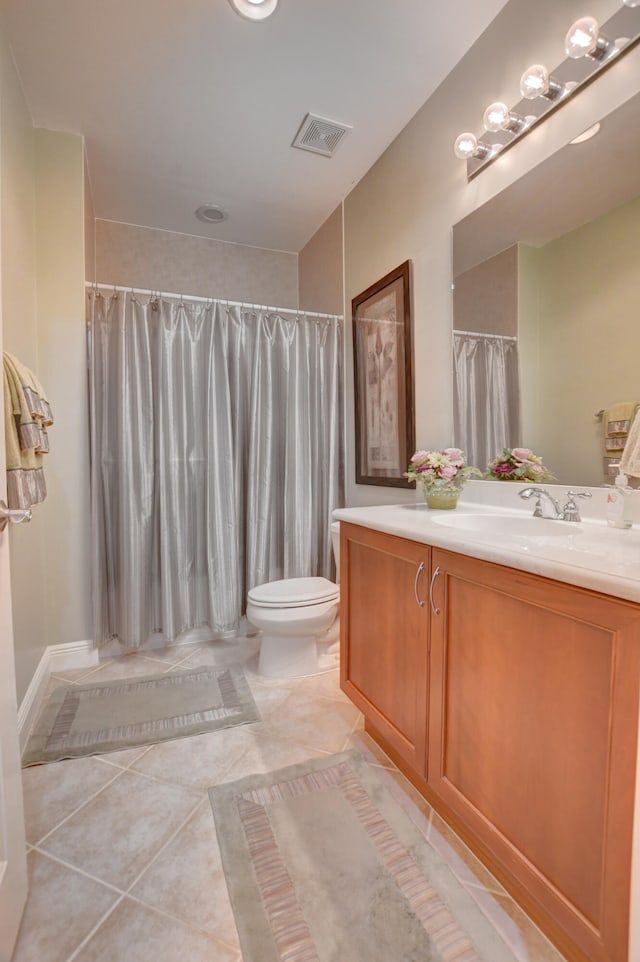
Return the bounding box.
[246,522,341,678]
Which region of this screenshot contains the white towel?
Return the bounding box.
[620,411,640,479]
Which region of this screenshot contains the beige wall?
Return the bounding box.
[84,155,95,283]
[343,0,637,507]
[1,16,89,704]
[35,129,92,658]
[298,205,343,316]
[454,245,517,337]
[519,195,640,487]
[0,15,47,701]
[95,219,298,308]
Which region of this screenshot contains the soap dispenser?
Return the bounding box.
[606,465,632,529]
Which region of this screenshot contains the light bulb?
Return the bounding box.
[454,132,478,159]
[564,16,611,60]
[520,64,550,99]
[483,102,510,132]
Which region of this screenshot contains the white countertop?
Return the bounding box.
[333,482,640,604]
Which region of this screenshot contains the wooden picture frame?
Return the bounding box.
[352,260,415,487]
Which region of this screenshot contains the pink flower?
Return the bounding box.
[411,450,430,464]
[443,447,464,465]
[529,462,544,474]
[493,462,513,475]
[439,464,457,480]
[512,447,532,461]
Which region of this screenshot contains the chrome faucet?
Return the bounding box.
[561,490,592,522]
[518,487,562,519]
[519,487,592,522]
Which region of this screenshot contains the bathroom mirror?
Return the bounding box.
[452,90,640,487]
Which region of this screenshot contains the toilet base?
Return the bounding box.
[258,633,320,678]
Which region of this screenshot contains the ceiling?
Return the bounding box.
[3,0,509,253]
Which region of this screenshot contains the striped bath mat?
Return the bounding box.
[23,664,260,765]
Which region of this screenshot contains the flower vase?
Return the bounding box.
[422,484,460,510]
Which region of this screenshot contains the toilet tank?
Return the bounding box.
[330,521,340,584]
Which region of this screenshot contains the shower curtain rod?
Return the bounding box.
[454,329,517,342]
[86,282,342,321]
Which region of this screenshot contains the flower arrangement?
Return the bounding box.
[486,447,555,482]
[406,448,481,492]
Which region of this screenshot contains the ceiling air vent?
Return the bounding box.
[291,113,352,157]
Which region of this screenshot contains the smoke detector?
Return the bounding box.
[292,113,352,158]
[195,204,227,224]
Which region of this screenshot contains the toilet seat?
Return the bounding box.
[248,576,339,609]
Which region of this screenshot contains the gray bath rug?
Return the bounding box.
[209,750,519,962]
[23,664,260,766]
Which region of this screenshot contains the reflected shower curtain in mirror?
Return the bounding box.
[88,291,343,650]
[453,332,520,472]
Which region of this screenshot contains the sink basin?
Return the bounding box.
[430,513,583,539]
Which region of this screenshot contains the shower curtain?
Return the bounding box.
[453,331,520,472]
[88,290,343,650]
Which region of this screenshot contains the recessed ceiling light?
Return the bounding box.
[228,0,278,21]
[195,204,227,223]
[569,122,601,145]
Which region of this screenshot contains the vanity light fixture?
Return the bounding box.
[227,0,278,21]
[454,3,639,177]
[564,16,613,60]
[454,132,495,160]
[483,101,531,134]
[520,64,565,101]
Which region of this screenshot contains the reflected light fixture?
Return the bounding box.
[564,16,612,60]
[520,64,565,101]
[623,0,640,7]
[228,0,278,21]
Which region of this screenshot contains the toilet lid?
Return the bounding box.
[248,577,339,609]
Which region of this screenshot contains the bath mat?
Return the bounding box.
[209,751,519,962]
[22,664,260,766]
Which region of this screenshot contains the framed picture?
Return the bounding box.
[352,260,415,487]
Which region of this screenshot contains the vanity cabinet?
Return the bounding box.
[340,524,640,962]
[340,523,430,775]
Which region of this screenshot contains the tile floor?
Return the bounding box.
[14,637,567,962]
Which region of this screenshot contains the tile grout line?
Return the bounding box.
[125,891,242,953]
[121,794,204,896]
[26,765,126,848]
[63,894,127,962]
[30,846,126,897]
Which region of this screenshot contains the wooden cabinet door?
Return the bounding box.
[340,523,430,776]
[428,548,640,962]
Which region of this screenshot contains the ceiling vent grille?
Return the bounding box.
[292,113,351,157]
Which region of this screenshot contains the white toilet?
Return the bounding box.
[246,522,341,678]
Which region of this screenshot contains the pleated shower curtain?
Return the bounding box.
[453,332,521,472]
[88,290,343,650]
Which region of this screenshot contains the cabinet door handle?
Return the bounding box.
[414,561,425,608]
[429,566,441,615]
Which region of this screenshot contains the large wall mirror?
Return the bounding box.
[452,91,640,488]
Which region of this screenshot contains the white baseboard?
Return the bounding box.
[47,639,99,674]
[17,648,50,752]
[17,639,98,751]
